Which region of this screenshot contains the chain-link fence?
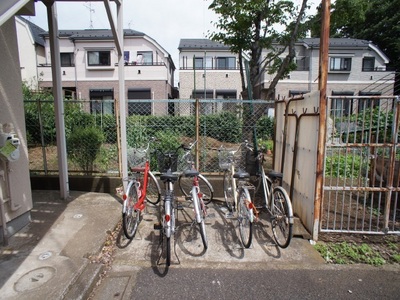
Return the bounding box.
[25,99,274,176]
[25,99,119,175]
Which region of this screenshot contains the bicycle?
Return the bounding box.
[218,142,256,248]
[179,140,209,250]
[122,137,161,240]
[247,144,294,248]
[178,143,214,205]
[155,144,183,266]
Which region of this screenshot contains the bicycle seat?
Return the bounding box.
[268,170,283,180]
[130,166,145,173]
[183,168,199,177]
[234,170,250,180]
[160,170,179,182]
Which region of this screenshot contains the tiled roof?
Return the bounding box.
[42,29,145,40]
[300,38,372,48]
[178,39,230,50]
[17,16,45,47]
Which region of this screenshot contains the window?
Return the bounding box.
[61,53,74,67]
[216,57,236,69]
[136,51,153,65]
[362,57,375,71]
[127,88,151,116]
[89,89,114,115]
[329,57,351,71]
[87,51,111,66]
[194,57,204,69]
[358,91,381,112]
[331,91,354,117]
[294,57,309,71]
[194,56,212,69]
[216,89,237,99]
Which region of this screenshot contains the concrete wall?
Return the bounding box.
[0,17,33,239]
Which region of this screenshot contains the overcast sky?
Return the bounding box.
[28,0,318,83]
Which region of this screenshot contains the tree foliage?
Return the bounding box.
[308,0,400,72]
[208,0,309,100]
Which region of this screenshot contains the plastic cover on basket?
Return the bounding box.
[127,147,148,168]
[157,152,179,173]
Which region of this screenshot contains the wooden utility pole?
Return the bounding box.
[313,0,331,240]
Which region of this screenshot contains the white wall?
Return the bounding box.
[0,17,33,236]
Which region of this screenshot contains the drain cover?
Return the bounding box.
[14,267,56,292]
[38,251,52,260]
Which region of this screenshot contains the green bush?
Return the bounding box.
[256,116,274,140]
[67,126,105,174]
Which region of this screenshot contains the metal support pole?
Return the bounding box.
[46,1,69,199]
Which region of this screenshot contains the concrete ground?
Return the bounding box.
[0,189,366,300]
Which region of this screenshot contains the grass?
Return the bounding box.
[314,239,399,266]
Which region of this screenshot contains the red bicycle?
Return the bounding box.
[122,137,161,239]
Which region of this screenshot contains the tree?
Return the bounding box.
[308,0,400,73]
[208,0,309,100]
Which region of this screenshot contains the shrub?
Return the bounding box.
[67,126,105,174]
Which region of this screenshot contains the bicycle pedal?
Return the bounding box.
[153,223,162,230]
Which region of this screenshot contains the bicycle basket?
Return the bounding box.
[157,152,178,173]
[218,149,236,170]
[127,147,148,168]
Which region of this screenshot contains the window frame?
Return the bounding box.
[329,57,352,72]
[216,57,236,69]
[60,52,74,67]
[87,50,111,67]
[136,51,153,65]
[362,57,375,72]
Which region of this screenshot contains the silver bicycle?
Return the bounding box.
[218,142,255,248]
[247,144,294,248]
[179,140,210,250]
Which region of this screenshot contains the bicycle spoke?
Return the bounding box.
[271,187,293,248]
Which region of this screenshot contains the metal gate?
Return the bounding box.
[322,96,399,234]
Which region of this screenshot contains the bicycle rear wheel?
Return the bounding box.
[122,181,140,239]
[160,197,173,266]
[193,191,208,250]
[271,186,293,248]
[146,171,161,205]
[178,174,214,204]
[223,170,234,211]
[238,188,253,248]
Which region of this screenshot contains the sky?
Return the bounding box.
[28,0,319,83]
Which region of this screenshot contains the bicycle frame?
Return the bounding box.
[123,160,150,214]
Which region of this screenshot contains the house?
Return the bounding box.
[179,38,394,108]
[260,38,394,105]
[15,16,46,89]
[37,28,177,115]
[178,39,243,101]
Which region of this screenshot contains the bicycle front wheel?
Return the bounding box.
[122,181,140,239]
[238,188,253,248]
[271,186,293,248]
[146,171,161,205]
[178,174,214,204]
[223,170,234,211]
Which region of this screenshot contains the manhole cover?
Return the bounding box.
[14,267,56,292]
